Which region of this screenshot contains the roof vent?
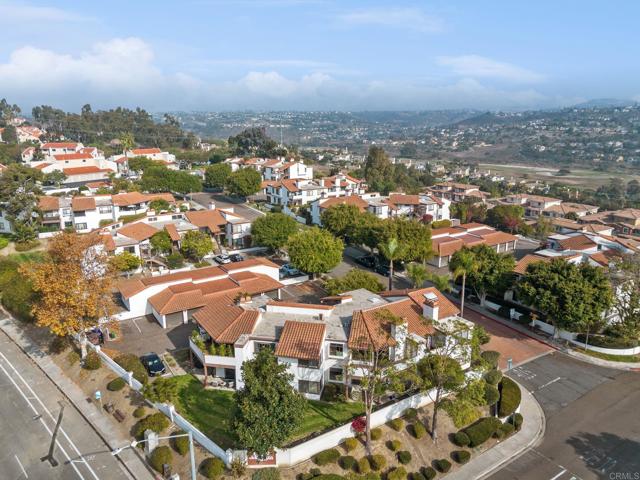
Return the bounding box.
[423,292,438,301]
[368,297,381,303]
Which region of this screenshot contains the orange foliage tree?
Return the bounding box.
[21,231,117,357]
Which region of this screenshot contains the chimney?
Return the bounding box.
[422,292,439,321]
[208,202,216,210]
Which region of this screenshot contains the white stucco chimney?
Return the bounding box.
[422,292,439,321]
[208,202,216,210]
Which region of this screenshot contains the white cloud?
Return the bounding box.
[437,55,545,83]
[0,38,572,111]
[338,7,443,33]
[0,1,92,23]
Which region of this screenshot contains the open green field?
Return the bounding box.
[479,163,640,189]
[168,375,364,449]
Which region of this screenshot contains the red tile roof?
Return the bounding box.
[117,222,159,242]
[38,196,60,211]
[185,209,226,233]
[53,153,94,161]
[275,320,325,360]
[42,142,78,149]
[164,224,180,241]
[132,148,162,155]
[319,195,368,211]
[513,254,551,275]
[63,166,111,175]
[558,235,597,251]
[71,196,96,211]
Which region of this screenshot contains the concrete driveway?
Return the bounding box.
[190,192,265,222]
[108,315,193,356]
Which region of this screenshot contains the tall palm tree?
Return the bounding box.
[119,132,135,174]
[378,237,405,291]
[427,272,452,293]
[449,248,476,316]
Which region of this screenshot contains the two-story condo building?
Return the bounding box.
[265,174,367,207]
[429,182,489,203]
[501,194,598,219]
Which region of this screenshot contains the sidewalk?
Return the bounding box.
[0,317,156,480]
[463,302,640,371]
[445,379,545,480]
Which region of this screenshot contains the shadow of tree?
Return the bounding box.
[566,431,640,477]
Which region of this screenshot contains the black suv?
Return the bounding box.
[140,353,166,376]
[355,255,377,269]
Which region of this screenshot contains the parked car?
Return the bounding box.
[355,254,377,269]
[279,263,301,278]
[374,262,391,277]
[229,253,244,262]
[140,353,166,376]
[213,254,231,264]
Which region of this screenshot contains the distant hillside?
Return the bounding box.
[572,98,636,109]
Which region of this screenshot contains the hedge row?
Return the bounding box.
[498,377,521,417]
[463,417,502,447]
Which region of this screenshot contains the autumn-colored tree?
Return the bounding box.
[21,232,117,358]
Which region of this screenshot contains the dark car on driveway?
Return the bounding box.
[140,353,166,376]
[374,262,391,276]
[229,253,244,262]
[355,254,377,269]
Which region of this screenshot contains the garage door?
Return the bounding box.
[165,311,183,326]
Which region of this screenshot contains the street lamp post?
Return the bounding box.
[112,431,197,480]
[41,401,66,467]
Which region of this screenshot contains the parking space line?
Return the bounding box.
[537,376,562,391]
[131,318,142,334]
[549,468,566,480]
[14,454,28,478]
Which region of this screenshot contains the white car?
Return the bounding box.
[214,254,231,264]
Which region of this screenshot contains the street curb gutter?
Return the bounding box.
[0,317,155,480]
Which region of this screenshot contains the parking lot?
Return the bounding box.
[108,315,193,356]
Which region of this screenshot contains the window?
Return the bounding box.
[75,223,87,230]
[99,206,112,214]
[148,217,157,222]
[329,367,344,382]
[255,342,275,353]
[298,358,319,369]
[62,209,71,216]
[329,343,344,358]
[172,214,183,220]
[298,380,321,394]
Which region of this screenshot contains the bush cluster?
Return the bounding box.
[453,431,470,447]
[172,430,189,456]
[340,456,357,470]
[411,422,426,439]
[387,467,407,480]
[404,408,418,420]
[452,450,471,464]
[512,413,524,431]
[314,449,341,466]
[410,472,426,480]
[484,369,503,385]
[421,467,437,480]
[370,428,382,441]
[133,412,170,439]
[107,377,126,391]
[389,418,404,431]
[480,350,501,369]
[576,333,638,349]
[201,457,225,479]
[397,451,412,465]
[149,446,172,473]
[83,351,102,370]
[321,383,344,402]
[484,383,500,406]
[114,354,149,384]
[387,439,402,452]
[343,437,359,452]
[67,351,80,366]
[498,377,521,417]
[358,457,371,474]
[369,454,386,471]
[133,406,146,418]
[434,459,451,473]
[495,422,515,439]
[252,467,280,480]
[464,417,502,447]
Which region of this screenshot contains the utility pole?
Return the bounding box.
[41,401,65,467]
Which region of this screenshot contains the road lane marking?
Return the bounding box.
[14,454,28,478]
[0,351,100,480]
[550,468,567,480]
[131,318,142,333]
[538,376,562,390]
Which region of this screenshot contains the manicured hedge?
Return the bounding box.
[576,333,638,349]
[314,449,341,466]
[484,383,500,406]
[369,454,386,471]
[481,350,501,369]
[340,456,357,470]
[343,437,358,452]
[512,413,524,431]
[201,457,225,479]
[133,412,170,439]
[421,467,437,480]
[387,467,407,480]
[252,467,280,480]
[107,377,126,391]
[133,406,146,418]
[114,353,149,384]
[149,446,172,473]
[453,431,470,447]
[411,422,426,439]
[452,450,471,464]
[464,417,502,447]
[172,430,189,456]
[370,428,382,440]
[387,440,402,452]
[434,459,451,473]
[484,369,503,385]
[411,473,426,480]
[498,422,515,438]
[397,451,412,465]
[404,408,418,420]
[498,377,521,418]
[358,457,371,474]
[389,418,404,431]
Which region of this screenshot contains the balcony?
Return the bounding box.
[189,336,237,368]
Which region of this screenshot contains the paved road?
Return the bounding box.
[491,353,640,480]
[0,331,131,480]
[332,246,412,289]
[190,191,265,222]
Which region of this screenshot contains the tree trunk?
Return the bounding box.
[364,393,373,454]
[584,327,590,349]
[78,330,88,359]
[460,273,467,316]
[479,291,487,307]
[431,389,441,443]
[388,260,394,291]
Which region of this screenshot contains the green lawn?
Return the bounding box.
[165,375,364,449]
[4,251,46,263]
[574,347,640,363]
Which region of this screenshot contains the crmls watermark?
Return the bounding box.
[610,473,640,480]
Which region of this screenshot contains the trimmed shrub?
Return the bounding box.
[252,467,280,480]
[452,450,471,464]
[411,473,426,480]
[484,369,503,385]
[201,457,225,479]
[369,454,386,471]
[133,412,170,439]
[498,377,521,417]
[481,351,501,369]
[434,459,451,473]
[464,417,502,447]
[230,457,246,478]
[149,446,172,473]
[358,457,371,474]
[114,354,149,385]
[311,468,322,476]
[421,467,436,480]
[314,449,341,466]
[340,456,357,470]
[389,418,404,431]
[411,422,426,439]
[343,437,359,452]
[387,439,402,452]
[172,430,189,456]
[322,383,344,402]
[67,351,80,366]
[314,476,345,480]
[453,431,470,447]
[512,413,524,431]
[387,467,407,480]
[404,408,418,420]
[133,406,146,418]
[484,383,500,406]
[107,377,126,391]
[493,427,506,440]
[499,422,515,438]
[370,428,382,441]
[397,451,412,465]
[83,351,101,370]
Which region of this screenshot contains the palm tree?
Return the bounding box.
[378,237,405,291]
[406,263,428,288]
[427,273,452,293]
[119,132,135,175]
[449,248,476,316]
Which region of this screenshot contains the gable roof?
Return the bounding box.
[319,195,368,211]
[558,234,597,251]
[275,320,325,360]
[71,196,96,211]
[117,222,159,242]
[513,254,552,275]
[185,209,226,233]
[132,148,162,155]
[39,196,60,211]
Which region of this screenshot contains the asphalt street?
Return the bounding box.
[0,331,131,480]
[490,353,640,480]
[189,191,265,222]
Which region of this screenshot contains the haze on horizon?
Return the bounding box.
[0,0,638,113]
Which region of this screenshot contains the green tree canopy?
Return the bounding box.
[462,244,516,306]
[251,212,299,252]
[139,165,202,194]
[227,168,262,197]
[128,156,156,173]
[180,230,213,262]
[204,163,232,189]
[610,255,640,341]
[234,348,305,456]
[228,127,281,157]
[320,204,364,240]
[378,217,432,263]
[110,251,141,273]
[406,263,429,288]
[517,259,613,336]
[486,205,524,233]
[150,230,173,254]
[325,269,384,295]
[287,227,344,275]
[0,164,43,243]
[149,199,171,212]
[363,146,395,194]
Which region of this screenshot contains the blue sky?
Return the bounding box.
[0,0,638,112]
